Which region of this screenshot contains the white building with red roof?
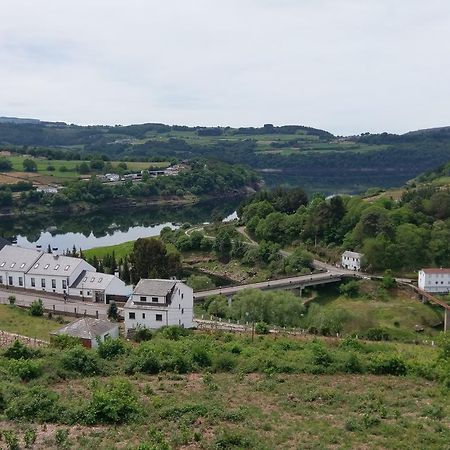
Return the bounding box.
[418,268,450,293]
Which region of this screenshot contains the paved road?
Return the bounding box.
[0,288,109,319]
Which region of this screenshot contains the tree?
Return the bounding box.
[23,158,37,172]
[77,162,90,174]
[29,299,44,317]
[0,158,12,171]
[130,238,181,280]
[213,229,232,262]
[107,302,119,321]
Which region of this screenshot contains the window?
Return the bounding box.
[52,279,56,289]
[31,278,35,287]
[80,291,83,295]
[129,312,135,319]
[64,265,70,271]
[33,263,39,269]
[0,262,5,267]
[152,297,158,303]
[98,278,102,283]
[44,264,50,269]
[181,293,184,299]
[83,277,87,282]
[54,264,60,270]
[140,296,147,302]
[181,308,184,314]
[20,263,26,269]
[18,277,23,287]
[8,276,13,285]
[62,280,67,289]
[90,277,95,282]
[0,276,3,284]
[41,279,46,288]
[142,313,146,319]
[156,314,163,322]
[10,262,15,268]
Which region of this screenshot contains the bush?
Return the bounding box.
[8,359,42,381]
[366,328,390,341]
[107,301,119,321]
[29,299,44,317]
[23,428,37,448]
[157,326,191,341]
[97,338,127,360]
[212,353,236,372]
[5,386,60,422]
[2,430,19,450]
[132,325,153,342]
[51,334,82,349]
[369,355,407,376]
[85,378,139,424]
[339,280,360,297]
[4,340,39,359]
[310,342,333,368]
[8,295,16,305]
[60,346,100,375]
[255,322,270,334]
[55,428,70,448]
[126,345,160,374]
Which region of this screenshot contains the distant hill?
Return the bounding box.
[0,116,41,125]
[1,119,450,194]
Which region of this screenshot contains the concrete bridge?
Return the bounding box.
[193,271,347,301]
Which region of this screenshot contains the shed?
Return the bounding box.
[51,318,119,349]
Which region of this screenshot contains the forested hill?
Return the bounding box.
[1,120,450,194]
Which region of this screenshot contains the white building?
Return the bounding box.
[418,268,450,293]
[0,245,42,288]
[70,270,132,303]
[341,251,364,271]
[26,252,95,296]
[124,279,194,334]
[51,318,119,349]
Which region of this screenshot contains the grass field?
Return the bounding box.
[311,282,444,339]
[1,156,170,184]
[0,304,66,340]
[83,240,135,260]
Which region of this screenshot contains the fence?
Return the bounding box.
[0,295,107,319]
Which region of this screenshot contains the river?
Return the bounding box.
[0,197,243,253]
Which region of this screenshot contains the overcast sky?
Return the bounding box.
[1,0,449,135]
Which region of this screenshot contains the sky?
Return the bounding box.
[1,0,449,135]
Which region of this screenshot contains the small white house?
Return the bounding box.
[70,270,132,303]
[25,253,95,295]
[341,251,364,271]
[0,245,42,289]
[418,268,450,293]
[51,318,119,349]
[124,279,194,334]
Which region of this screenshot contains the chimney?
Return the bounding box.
[114,269,119,278]
[36,244,42,250]
[52,247,59,258]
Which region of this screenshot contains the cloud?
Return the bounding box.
[0,0,449,134]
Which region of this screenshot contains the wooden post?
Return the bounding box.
[96,310,99,319]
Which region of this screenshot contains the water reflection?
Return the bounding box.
[0,197,243,252]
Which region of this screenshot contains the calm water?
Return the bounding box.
[0,197,242,253]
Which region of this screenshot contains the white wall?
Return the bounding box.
[90,325,120,349]
[0,270,27,288]
[418,270,450,293]
[341,254,362,271]
[125,282,194,333]
[106,277,133,297]
[25,260,95,295]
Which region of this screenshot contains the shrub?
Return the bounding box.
[5,386,59,422]
[2,430,19,450]
[51,334,82,349]
[255,322,270,334]
[214,429,254,449]
[97,338,127,360]
[8,359,42,381]
[369,355,407,376]
[8,295,16,305]
[55,428,70,448]
[23,428,37,448]
[60,345,100,375]
[381,269,396,289]
[366,328,390,341]
[191,343,212,368]
[126,346,160,374]
[339,280,360,297]
[212,353,236,372]
[107,301,119,321]
[85,378,139,424]
[132,325,153,342]
[157,326,191,341]
[310,342,333,368]
[4,340,39,359]
[29,299,44,317]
